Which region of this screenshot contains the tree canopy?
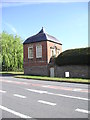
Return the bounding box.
[0,31,23,71]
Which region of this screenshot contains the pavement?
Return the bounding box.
[0,75,90,119]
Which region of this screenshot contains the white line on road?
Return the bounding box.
[42,85,51,88]
[0,90,7,93]
[47,92,89,101]
[75,108,90,114]
[26,88,89,101]
[6,80,12,83]
[72,89,82,92]
[26,88,47,94]
[38,100,56,106]
[13,94,26,99]
[0,105,32,118]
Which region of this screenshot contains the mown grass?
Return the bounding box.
[15,75,90,84]
[0,71,89,84]
[0,71,24,75]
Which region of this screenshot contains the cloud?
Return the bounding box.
[4,22,17,34]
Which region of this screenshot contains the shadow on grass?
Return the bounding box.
[0,73,24,77]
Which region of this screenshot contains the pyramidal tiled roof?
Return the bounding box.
[23,27,62,45]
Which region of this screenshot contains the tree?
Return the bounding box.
[1,31,23,71]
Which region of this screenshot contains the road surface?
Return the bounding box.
[0,75,89,119]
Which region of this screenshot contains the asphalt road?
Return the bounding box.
[0,75,90,119]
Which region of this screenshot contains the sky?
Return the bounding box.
[1,0,89,51]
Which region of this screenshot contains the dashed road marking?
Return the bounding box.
[0,105,32,118]
[72,89,82,92]
[26,88,89,101]
[0,90,7,93]
[38,100,56,106]
[75,108,90,114]
[13,94,26,99]
[47,92,89,101]
[26,88,47,94]
[42,85,51,88]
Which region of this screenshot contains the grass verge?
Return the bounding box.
[15,75,90,84]
[0,71,89,84]
[0,71,24,75]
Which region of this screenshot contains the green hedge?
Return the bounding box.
[55,47,90,66]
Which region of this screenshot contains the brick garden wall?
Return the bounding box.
[54,65,89,78]
[24,65,89,78]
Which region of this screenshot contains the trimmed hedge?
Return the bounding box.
[55,47,90,66]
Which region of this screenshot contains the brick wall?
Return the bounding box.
[23,41,47,67]
[24,65,49,76]
[23,40,62,75]
[54,65,89,78]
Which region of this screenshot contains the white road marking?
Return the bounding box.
[13,94,26,99]
[47,92,89,101]
[0,90,7,93]
[26,88,89,101]
[42,85,51,88]
[0,105,31,118]
[26,88,47,94]
[72,89,82,92]
[38,100,56,106]
[75,108,90,114]
[6,81,12,83]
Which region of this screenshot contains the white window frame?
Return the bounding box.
[36,44,42,58]
[51,48,55,57]
[57,49,60,55]
[28,46,33,59]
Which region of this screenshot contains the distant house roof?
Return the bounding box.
[23,27,62,45]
